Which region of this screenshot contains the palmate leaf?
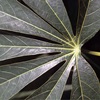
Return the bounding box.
[0,0,100,100]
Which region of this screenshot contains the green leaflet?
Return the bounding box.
[76,0,100,44]
[0,53,73,100]
[0,0,68,44]
[23,0,74,42]
[25,55,74,100]
[71,56,100,100]
[0,34,72,61]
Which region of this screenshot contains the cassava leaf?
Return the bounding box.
[0,33,72,61]
[71,56,100,100]
[0,53,74,100]
[0,0,99,100]
[25,55,74,100]
[23,0,74,42]
[0,0,69,44]
[76,0,100,44]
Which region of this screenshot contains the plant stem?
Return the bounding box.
[82,49,100,56]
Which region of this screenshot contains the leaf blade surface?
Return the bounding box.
[71,56,100,100]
